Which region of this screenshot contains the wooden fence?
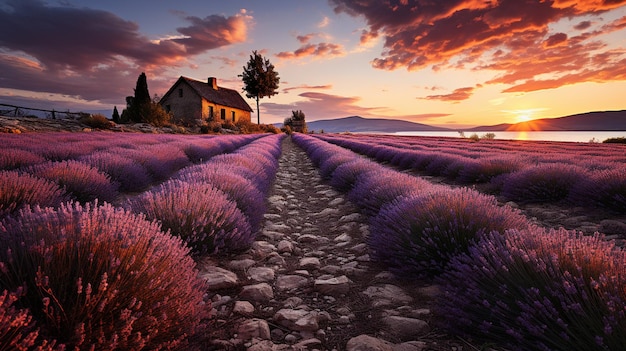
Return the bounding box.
[0,103,87,119]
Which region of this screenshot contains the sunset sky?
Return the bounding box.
[1,0,625,128]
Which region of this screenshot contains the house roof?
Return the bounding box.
[161,76,253,112]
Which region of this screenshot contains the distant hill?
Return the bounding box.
[303,116,450,133]
[468,110,626,131]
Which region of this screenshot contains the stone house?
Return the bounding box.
[159,76,253,126]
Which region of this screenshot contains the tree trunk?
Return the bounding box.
[256,95,260,124]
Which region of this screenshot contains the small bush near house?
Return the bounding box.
[369,188,529,278]
[0,202,208,350]
[78,113,114,129]
[437,227,626,351]
[142,102,172,127]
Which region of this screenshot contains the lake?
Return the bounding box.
[394,131,626,143]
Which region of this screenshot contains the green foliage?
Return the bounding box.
[79,113,114,129]
[603,137,626,144]
[284,110,307,133]
[120,72,170,126]
[111,106,120,123]
[240,50,280,124]
[142,102,172,127]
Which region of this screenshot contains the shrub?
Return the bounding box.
[329,159,381,193]
[569,167,626,213]
[143,102,172,127]
[500,163,589,203]
[27,160,119,203]
[176,167,267,231]
[0,202,208,350]
[0,171,66,219]
[79,113,114,129]
[78,152,152,193]
[0,149,45,170]
[437,227,626,351]
[457,156,524,183]
[602,137,626,144]
[319,153,357,180]
[0,288,41,350]
[348,170,434,217]
[369,188,529,278]
[129,180,252,255]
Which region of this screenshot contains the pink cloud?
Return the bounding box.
[276,43,346,60]
[0,0,251,103]
[262,90,450,122]
[282,84,333,94]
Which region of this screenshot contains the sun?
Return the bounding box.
[516,114,532,123]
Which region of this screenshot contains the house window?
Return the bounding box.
[220,108,226,120]
[208,106,214,120]
[178,89,183,98]
[231,111,236,122]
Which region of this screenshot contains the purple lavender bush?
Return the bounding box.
[500,163,589,203]
[0,202,209,350]
[129,180,253,255]
[0,149,46,170]
[569,166,626,213]
[329,159,381,192]
[0,170,66,219]
[319,153,358,180]
[347,170,435,216]
[436,227,626,351]
[0,288,41,350]
[369,187,529,278]
[26,160,119,203]
[457,156,524,184]
[177,167,267,231]
[78,151,152,193]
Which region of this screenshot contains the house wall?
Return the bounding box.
[203,100,252,124]
[160,83,202,125]
[161,80,252,126]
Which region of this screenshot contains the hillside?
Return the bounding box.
[468,110,626,131]
[304,116,450,133]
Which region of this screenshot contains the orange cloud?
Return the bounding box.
[421,87,475,102]
[331,0,626,92]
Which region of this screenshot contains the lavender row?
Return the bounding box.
[0,201,209,350]
[292,133,625,350]
[314,134,626,212]
[0,133,264,219]
[0,134,285,348]
[127,134,285,256]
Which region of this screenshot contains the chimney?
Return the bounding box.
[208,77,218,90]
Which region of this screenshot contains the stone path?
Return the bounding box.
[199,137,461,351]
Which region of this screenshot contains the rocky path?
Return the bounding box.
[199,137,460,350]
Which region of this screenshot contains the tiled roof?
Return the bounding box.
[165,76,253,112]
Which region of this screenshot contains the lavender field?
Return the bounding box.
[1,131,625,350]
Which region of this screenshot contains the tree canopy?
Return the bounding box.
[240,50,279,124]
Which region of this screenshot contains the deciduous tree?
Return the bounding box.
[240,50,279,124]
